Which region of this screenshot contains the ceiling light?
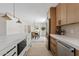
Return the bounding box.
[2,13,12,20]
[13,3,22,24]
[16,18,22,23]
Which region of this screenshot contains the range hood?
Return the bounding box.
[0,13,13,20]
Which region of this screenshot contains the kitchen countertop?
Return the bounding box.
[0,33,26,52]
[50,34,79,50]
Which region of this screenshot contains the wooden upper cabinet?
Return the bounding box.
[75,4,79,22]
[66,4,77,24]
[66,4,79,24]
[50,7,56,34]
[56,4,67,26]
[56,4,61,20]
[56,4,61,26]
[56,3,79,26]
[47,7,56,34]
[60,4,67,25]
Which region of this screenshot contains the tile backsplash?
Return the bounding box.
[62,23,79,38]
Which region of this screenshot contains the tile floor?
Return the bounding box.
[27,37,52,56]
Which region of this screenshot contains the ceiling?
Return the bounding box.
[0,3,58,24]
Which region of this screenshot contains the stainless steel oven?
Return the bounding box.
[17,39,26,56]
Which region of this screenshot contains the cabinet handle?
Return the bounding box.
[3,46,16,56]
[12,52,16,56]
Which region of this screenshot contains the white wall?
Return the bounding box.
[0,17,6,36]
[0,3,13,15]
[6,18,25,35]
[0,3,25,35]
[0,16,25,36]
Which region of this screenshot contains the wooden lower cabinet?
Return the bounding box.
[50,36,57,56]
[75,49,79,56]
[50,36,79,56]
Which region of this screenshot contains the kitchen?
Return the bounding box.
[0,3,79,56]
[48,3,79,56]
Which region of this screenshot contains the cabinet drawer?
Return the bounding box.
[50,43,57,52]
[50,48,55,55]
[75,49,79,56]
[0,44,17,56]
[50,42,57,56]
[6,46,17,56]
[50,46,57,56]
[50,38,57,46]
[50,42,57,49]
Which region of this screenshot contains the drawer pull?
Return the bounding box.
[12,52,16,56]
[3,46,16,56]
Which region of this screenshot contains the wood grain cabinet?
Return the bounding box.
[56,4,61,26]
[50,36,79,56]
[66,3,79,24]
[66,4,77,24]
[56,3,79,26]
[75,49,79,56]
[56,4,61,20]
[56,4,67,26]
[49,7,56,34]
[60,4,67,25]
[74,4,79,23]
[50,36,57,56]
[47,7,57,51]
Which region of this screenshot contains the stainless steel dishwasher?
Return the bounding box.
[57,41,75,56]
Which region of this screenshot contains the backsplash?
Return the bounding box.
[62,23,79,38]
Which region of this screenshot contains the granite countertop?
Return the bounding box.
[50,34,79,50]
[0,33,26,52]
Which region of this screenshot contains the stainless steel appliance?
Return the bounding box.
[17,39,26,56]
[57,41,75,56]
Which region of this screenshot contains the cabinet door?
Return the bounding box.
[75,49,79,56]
[67,3,77,24]
[50,7,56,34]
[60,4,67,25]
[75,4,79,23]
[50,37,57,56]
[0,44,17,56]
[56,4,67,26]
[6,47,17,56]
[56,4,61,26]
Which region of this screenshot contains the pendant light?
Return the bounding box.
[16,18,22,23]
[13,3,22,23]
[1,12,13,20]
[2,13,12,20]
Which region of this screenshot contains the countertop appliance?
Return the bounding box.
[57,41,75,56]
[17,39,26,56]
